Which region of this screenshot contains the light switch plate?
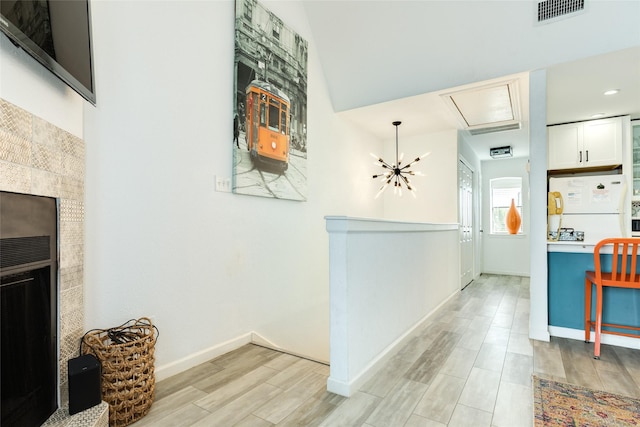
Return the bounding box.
[215,176,231,192]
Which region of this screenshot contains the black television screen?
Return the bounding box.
[0,0,95,104]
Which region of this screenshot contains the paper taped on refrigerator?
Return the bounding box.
[549,175,626,214]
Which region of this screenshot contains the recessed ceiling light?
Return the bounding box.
[591,113,605,118]
[604,89,620,96]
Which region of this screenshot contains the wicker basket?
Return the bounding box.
[81,317,158,427]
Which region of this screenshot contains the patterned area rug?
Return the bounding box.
[533,375,640,426]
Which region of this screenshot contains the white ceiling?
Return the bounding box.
[302,1,640,161]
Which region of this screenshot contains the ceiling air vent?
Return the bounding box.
[537,0,585,23]
[468,122,521,136]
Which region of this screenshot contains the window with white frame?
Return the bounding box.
[490,177,523,234]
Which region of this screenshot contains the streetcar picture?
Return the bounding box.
[233,0,307,201]
[245,80,290,172]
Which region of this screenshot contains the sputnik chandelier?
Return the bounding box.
[371,121,429,198]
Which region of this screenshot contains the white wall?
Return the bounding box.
[382,129,458,223]
[529,69,550,341]
[82,0,385,371]
[1,0,383,376]
[481,157,531,276]
[0,36,83,136]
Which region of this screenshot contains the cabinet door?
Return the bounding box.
[548,123,582,170]
[582,117,622,167]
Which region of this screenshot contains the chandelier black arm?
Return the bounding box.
[399,174,413,190]
[372,155,395,170]
[380,160,395,170]
[401,158,422,170]
[372,172,392,179]
[377,176,393,191]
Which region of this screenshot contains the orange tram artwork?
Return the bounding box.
[245,80,291,172]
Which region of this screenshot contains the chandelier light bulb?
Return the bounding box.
[375,185,388,199]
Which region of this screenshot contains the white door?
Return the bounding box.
[459,159,474,289]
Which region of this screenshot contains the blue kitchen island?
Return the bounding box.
[548,242,640,342]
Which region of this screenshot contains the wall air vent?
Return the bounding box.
[490,146,513,159]
[537,0,585,23]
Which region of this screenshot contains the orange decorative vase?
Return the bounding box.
[506,198,521,234]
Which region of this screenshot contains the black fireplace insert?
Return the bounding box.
[1,191,58,427]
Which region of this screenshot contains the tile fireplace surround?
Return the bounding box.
[0,99,107,426]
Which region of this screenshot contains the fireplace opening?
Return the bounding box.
[0,191,58,427]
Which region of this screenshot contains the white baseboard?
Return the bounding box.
[481,270,530,277]
[250,332,329,365]
[549,325,640,350]
[326,377,351,397]
[154,333,253,381]
[154,331,329,382]
[327,289,460,397]
[529,325,551,342]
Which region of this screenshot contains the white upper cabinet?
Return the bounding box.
[548,117,623,170]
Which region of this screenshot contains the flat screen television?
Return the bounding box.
[0,0,95,104]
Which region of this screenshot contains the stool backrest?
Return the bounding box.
[593,238,640,284]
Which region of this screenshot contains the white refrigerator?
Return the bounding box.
[549,174,627,244]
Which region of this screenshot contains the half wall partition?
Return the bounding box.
[325,216,460,397]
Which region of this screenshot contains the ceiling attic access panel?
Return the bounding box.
[441,80,522,136]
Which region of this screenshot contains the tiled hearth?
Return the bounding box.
[0,99,106,425]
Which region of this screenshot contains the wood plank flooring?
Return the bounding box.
[132,274,640,426]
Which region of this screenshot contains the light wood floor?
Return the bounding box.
[132,274,640,426]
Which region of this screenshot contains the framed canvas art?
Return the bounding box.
[233,0,308,201]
